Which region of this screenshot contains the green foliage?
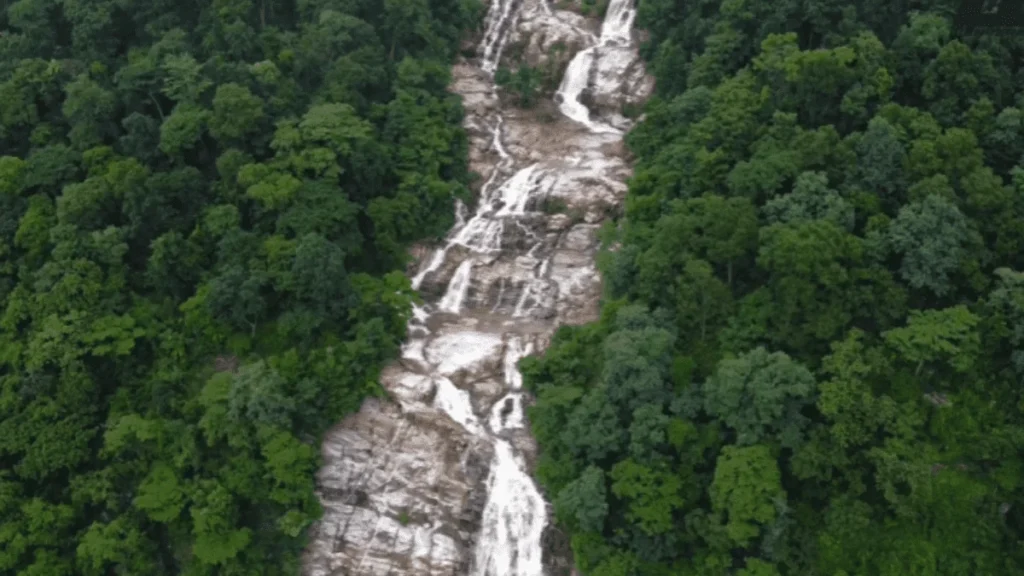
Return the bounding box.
[702,348,815,448]
[555,465,609,533]
[524,2,1024,574]
[710,445,783,547]
[0,0,478,573]
[495,64,543,108]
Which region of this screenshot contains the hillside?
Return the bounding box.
[523,1,1024,574]
[0,0,480,573]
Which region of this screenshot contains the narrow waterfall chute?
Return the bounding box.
[495,164,541,216]
[471,440,548,576]
[599,0,637,43]
[480,0,520,74]
[438,259,474,314]
[434,377,483,434]
[412,248,449,290]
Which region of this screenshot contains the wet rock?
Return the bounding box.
[470,379,506,414]
[416,244,474,299]
[305,399,493,576]
[425,330,504,379]
[542,523,576,576]
[514,2,594,71]
[590,44,653,114]
[560,223,599,251]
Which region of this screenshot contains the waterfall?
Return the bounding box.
[471,440,547,576]
[438,259,474,314]
[480,0,521,74]
[305,0,648,574]
[463,0,638,573]
[495,164,542,217]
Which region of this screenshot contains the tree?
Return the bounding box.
[133,462,187,523]
[710,444,784,548]
[702,347,816,448]
[161,54,211,104]
[555,466,609,534]
[561,386,628,465]
[762,171,854,231]
[227,360,296,428]
[206,264,268,335]
[814,330,901,452]
[757,220,864,351]
[642,194,758,288]
[922,40,1000,127]
[984,268,1024,376]
[61,75,117,149]
[610,458,685,536]
[883,306,980,378]
[76,516,156,575]
[601,310,676,413]
[190,481,252,565]
[853,116,906,205]
[886,194,970,297]
[159,104,209,157]
[208,83,264,144]
[290,232,354,326]
[673,257,733,345]
[0,0,479,573]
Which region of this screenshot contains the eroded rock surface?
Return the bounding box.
[303,0,650,574]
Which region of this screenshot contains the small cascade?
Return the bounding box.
[438,259,474,313]
[480,0,521,74]
[503,337,533,390]
[410,117,515,289]
[556,0,639,134]
[555,47,601,130]
[486,337,534,433]
[495,164,542,217]
[454,217,505,252]
[434,377,482,434]
[455,199,469,228]
[488,395,524,433]
[599,0,637,44]
[471,440,547,576]
[413,249,449,290]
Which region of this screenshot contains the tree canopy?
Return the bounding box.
[523,1,1024,574]
[0,0,481,573]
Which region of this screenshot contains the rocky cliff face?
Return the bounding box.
[302,1,650,574]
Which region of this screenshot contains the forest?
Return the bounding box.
[0,0,481,573]
[522,0,1024,574]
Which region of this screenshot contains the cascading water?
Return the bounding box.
[304,0,650,574]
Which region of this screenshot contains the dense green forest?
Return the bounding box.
[0,0,480,572]
[523,0,1024,574]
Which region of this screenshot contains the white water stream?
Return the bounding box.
[423,1,638,572]
[305,0,648,574]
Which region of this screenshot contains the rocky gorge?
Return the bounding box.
[302,0,652,574]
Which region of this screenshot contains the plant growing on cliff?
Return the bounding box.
[495,65,543,108]
[541,196,570,214]
[541,43,571,92]
[556,0,609,18]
